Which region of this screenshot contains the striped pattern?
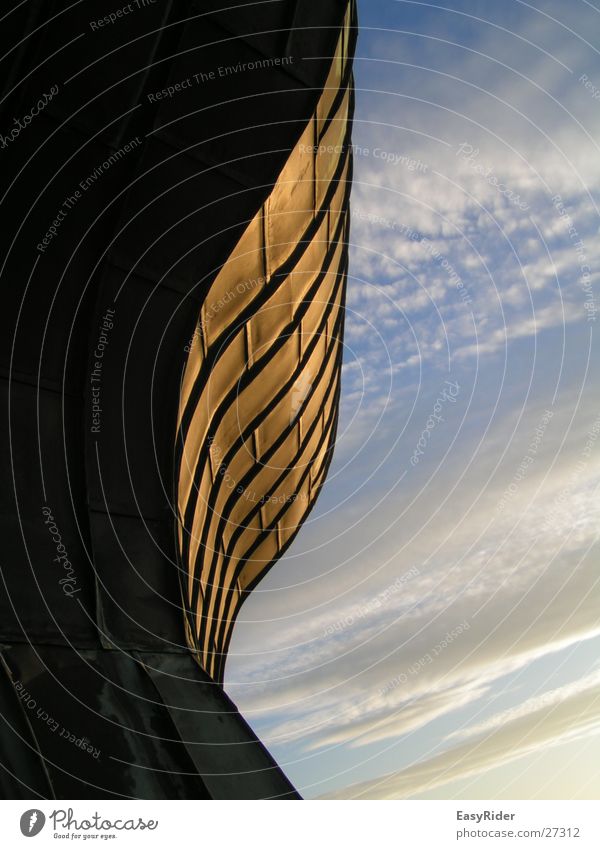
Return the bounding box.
[176,4,355,682]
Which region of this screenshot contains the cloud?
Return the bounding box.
[447,668,600,742]
[322,666,600,799]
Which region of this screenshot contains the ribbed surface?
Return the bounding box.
[177,4,355,682]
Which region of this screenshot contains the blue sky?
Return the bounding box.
[225,0,600,799]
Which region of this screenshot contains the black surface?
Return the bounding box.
[0,0,352,798]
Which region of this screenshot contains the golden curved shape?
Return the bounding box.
[176,5,354,681]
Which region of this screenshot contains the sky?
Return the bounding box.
[224,0,600,799]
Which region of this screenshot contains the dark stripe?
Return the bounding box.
[175,74,353,450]
[179,192,350,582]
[191,257,347,632]
[203,331,344,655]
[209,370,342,675]
[214,379,343,683]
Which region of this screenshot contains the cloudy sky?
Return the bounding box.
[225,0,600,799]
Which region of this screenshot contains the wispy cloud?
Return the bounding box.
[322,666,600,799]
